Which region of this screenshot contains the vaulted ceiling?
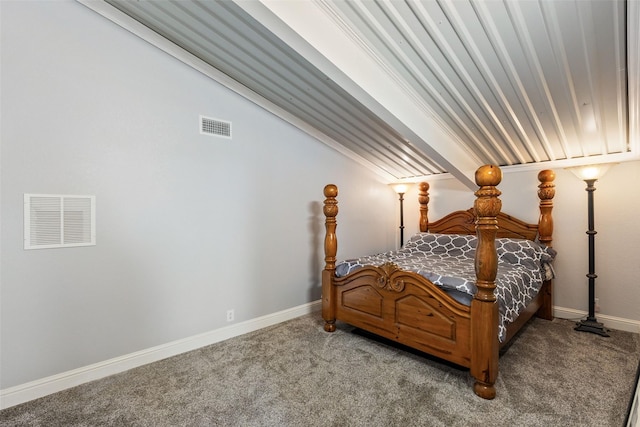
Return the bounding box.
[80,0,639,188]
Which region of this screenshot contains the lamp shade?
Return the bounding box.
[566,163,616,181]
[389,183,414,194]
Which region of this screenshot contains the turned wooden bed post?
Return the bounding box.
[537,170,555,247]
[322,184,338,333]
[537,170,556,320]
[471,165,502,400]
[418,182,430,232]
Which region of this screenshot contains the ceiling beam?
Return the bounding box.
[236,0,479,190]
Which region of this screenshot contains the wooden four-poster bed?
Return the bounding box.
[321,165,556,399]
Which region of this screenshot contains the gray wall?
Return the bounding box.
[0,1,394,389]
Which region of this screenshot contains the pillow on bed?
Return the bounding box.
[496,238,557,279]
[403,233,477,259]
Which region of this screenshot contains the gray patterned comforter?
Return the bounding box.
[335,233,556,342]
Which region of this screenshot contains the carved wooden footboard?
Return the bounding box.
[322,165,555,400]
[334,263,473,367]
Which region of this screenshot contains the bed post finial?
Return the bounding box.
[322,184,338,332]
[471,164,502,400]
[418,182,430,232]
[537,170,555,248]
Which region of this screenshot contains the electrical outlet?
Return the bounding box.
[226,309,234,322]
[594,298,600,313]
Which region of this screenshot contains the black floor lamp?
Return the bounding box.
[390,183,413,248]
[567,163,615,337]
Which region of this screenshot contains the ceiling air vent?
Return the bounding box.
[200,115,232,139]
[24,194,96,250]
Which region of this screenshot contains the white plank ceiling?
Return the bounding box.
[81,0,639,187]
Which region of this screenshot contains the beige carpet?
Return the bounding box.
[1,314,638,426]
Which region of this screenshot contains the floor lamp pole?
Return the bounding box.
[398,192,405,248]
[390,183,412,249]
[574,178,609,336]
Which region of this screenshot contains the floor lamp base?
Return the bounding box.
[575,318,610,337]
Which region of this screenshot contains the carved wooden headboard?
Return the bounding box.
[418,170,555,246]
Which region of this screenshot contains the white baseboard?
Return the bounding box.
[554,306,640,334]
[0,300,322,410]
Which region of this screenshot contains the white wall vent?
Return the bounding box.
[200,115,232,138]
[24,194,96,250]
